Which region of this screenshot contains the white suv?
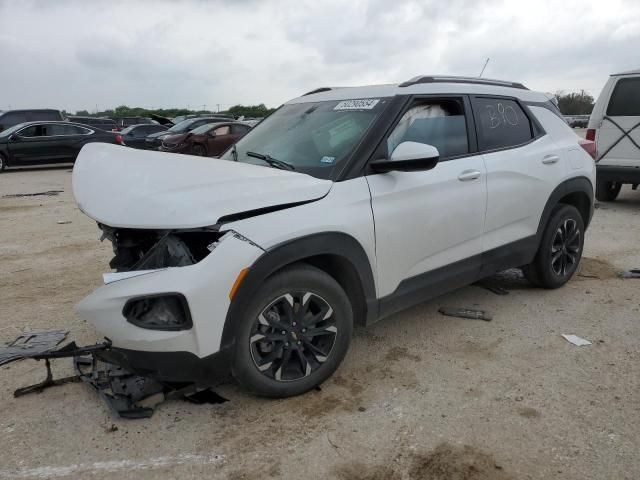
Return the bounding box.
[73,76,596,398]
[588,68,640,201]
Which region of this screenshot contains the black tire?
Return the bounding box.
[0,153,6,172]
[191,144,207,157]
[231,264,353,398]
[523,204,585,289]
[595,181,622,202]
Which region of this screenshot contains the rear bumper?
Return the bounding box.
[596,165,640,183]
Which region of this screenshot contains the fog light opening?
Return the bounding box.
[123,294,192,331]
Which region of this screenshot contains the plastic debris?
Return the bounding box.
[561,334,592,346]
[438,307,493,321]
[0,330,68,365]
[619,269,640,279]
[3,190,63,198]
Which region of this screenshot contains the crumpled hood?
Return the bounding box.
[72,143,332,229]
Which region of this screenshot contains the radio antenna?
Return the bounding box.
[478,58,490,78]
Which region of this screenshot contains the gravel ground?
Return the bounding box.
[0,165,639,480]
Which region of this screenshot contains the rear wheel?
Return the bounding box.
[523,204,584,289]
[595,181,622,202]
[232,264,353,398]
[0,153,6,172]
[191,144,207,157]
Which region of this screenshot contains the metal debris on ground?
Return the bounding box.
[474,281,510,295]
[0,330,68,365]
[2,190,63,198]
[438,307,493,321]
[619,269,640,279]
[561,334,592,346]
[57,220,72,225]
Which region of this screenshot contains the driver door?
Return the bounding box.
[365,97,487,315]
[207,125,233,156]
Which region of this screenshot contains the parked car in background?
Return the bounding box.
[114,117,156,130]
[73,75,595,397]
[144,117,231,149]
[588,68,640,201]
[0,109,65,131]
[159,122,251,156]
[120,124,169,149]
[68,116,118,131]
[0,121,123,171]
[563,115,589,128]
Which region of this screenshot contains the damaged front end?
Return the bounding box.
[100,225,224,272]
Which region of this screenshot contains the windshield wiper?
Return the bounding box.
[246,151,295,171]
[231,144,238,161]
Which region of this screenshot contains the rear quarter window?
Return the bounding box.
[606,78,640,116]
[472,97,534,151]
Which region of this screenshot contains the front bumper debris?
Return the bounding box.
[7,337,227,419]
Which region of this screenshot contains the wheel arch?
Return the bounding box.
[536,177,594,245]
[220,232,377,350]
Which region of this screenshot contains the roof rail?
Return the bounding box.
[399,75,528,90]
[302,87,333,96]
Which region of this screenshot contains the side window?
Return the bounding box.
[472,97,533,151]
[387,99,469,159]
[232,125,249,134]
[64,125,91,135]
[214,126,231,136]
[607,78,640,116]
[3,112,28,126]
[18,125,45,137]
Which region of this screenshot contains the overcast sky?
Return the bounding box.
[0,0,638,112]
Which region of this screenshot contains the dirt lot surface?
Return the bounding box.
[1,166,639,480]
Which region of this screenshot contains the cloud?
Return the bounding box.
[0,0,638,112]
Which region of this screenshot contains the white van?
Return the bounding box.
[588,69,640,201]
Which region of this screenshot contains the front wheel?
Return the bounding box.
[191,144,207,157]
[232,264,353,398]
[0,153,6,172]
[595,181,622,202]
[523,204,585,289]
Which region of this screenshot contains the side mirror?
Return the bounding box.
[370,141,439,173]
[8,134,20,142]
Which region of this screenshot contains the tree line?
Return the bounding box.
[66,104,276,119]
[554,90,595,115]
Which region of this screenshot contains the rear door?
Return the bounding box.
[471,96,563,267]
[597,76,640,167]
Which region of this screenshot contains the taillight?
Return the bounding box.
[579,139,596,160]
[586,128,596,141]
[115,134,124,145]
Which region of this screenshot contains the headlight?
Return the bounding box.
[123,294,192,331]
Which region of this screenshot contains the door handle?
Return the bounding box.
[542,154,560,164]
[458,170,481,181]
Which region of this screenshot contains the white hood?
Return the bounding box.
[72,143,332,229]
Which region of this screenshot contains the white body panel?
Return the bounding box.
[365,156,486,297]
[227,177,378,290]
[73,143,332,229]
[76,233,264,357]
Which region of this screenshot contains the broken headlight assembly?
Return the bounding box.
[123,294,192,331]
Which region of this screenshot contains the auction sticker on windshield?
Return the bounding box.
[334,99,380,110]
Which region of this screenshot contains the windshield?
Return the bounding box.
[167,119,197,133]
[0,122,29,136]
[220,98,389,179]
[190,123,216,135]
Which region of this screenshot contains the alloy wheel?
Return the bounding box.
[249,292,338,382]
[550,218,581,276]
